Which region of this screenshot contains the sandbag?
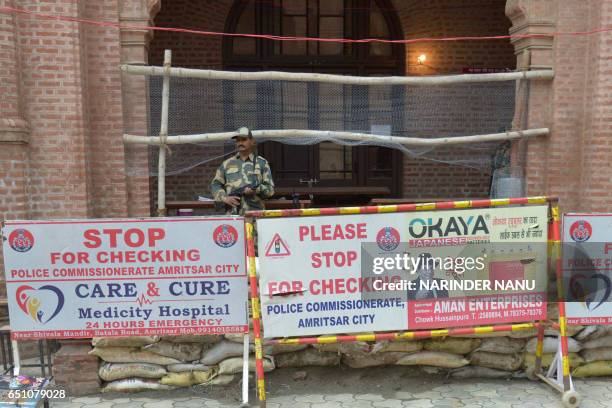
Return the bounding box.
[573,361,612,377]
[424,338,480,355]
[545,325,583,337]
[263,344,309,355]
[453,331,518,339]
[547,303,559,320]
[200,374,235,386]
[193,369,218,384]
[371,340,422,354]
[101,378,175,393]
[218,356,275,375]
[160,372,194,387]
[581,347,612,362]
[525,337,581,353]
[342,351,407,368]
[275,348,340,368]
[470,351,522,371]
[314,341,369,354]
[477,337,525,354]
[420,366,444,375]
[582,335,612,350]
[162,335,221,343]
[89,347,181,365]
[144,341,202,362]
[575,325,600,341]
[523,352,584,368]
[98,362,167,381]
[92,336,159,347]
[449,366,513,379]
[167,363,212,373]
[225,333,251,343]
[575,326,612,342]
[396,351,469,368]
[201,341,245,365]
[160,368,218,387]
[508,329,538,339]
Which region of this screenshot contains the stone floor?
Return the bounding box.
[46,366,608,408]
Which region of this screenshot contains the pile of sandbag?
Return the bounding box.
[92,333,316,393]
[91,335,230,393]
[574,326,612,377]
[92,322,612,392]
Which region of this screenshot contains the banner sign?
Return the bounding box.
[2,218,248,339]
[563,213,612,325]
[257,206,548,338]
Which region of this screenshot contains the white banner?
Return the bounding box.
[2,217,248,339]
[257,206,548,338]
[563,213,612,325]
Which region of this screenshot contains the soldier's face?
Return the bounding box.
[235,137,253,153]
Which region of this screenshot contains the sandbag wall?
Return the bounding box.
[90,323,612,392]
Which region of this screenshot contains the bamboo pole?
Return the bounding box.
[120,64,554,85]
[157,49,171,217]
[124,127,549,147]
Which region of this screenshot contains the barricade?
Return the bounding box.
[246,196,581,408]
[1,217,252,405]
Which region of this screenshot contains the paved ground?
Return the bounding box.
[47,366,608,408]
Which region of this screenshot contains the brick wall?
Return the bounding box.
[0,0,29,301]
[147,0,516,201]
[82,1,129,217]
[16,1,91,218]
[0,144,28,299]
[148,0,232,202]
[148,0,230,69]
[0,0,132,303]
[3,0,131,220]
[519,0,612,213]
[394,0,516,199]
[580,0,612,211]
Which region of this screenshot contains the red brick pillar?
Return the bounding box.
[15,0,91,219]
[12,0,98,390]
[0,0,30,306]
[52,341,100,396]
[81,1,130,218]
[505,0,556,198]
[506,0,610,213]
[119,0,160,216]
[576,1,612,212]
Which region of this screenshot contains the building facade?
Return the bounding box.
[1,0,611,300]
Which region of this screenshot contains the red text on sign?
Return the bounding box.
[311,251,358,268]
[298,223,367,241]
[83,228,166,248]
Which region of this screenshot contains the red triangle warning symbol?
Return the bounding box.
[264,233,291,257]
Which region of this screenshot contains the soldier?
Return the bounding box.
[211,127,275,215]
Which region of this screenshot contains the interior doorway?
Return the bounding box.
[223,0,405,202]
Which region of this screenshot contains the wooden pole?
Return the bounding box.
[157,49,171,217]
[120,64,554,85]
[124,127,549,147]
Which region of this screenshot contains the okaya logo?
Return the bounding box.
[408,215,490,238]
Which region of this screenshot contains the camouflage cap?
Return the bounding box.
[232,126,253,139]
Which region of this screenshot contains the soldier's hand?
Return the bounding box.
[243,187,255,197]
[223,196,240,207]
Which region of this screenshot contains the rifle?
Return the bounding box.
[215,181,260,215]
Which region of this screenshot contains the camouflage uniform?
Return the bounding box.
[211,153,275,215]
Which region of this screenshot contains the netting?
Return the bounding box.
[131,74,521,176]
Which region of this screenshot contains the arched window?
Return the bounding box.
[224,0,403,73]
[223,0,404,201]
